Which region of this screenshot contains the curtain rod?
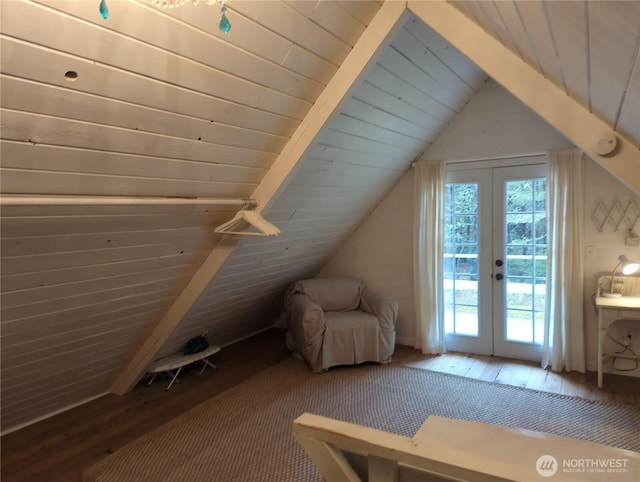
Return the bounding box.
[0,195,257,208]
[411,152,547,167]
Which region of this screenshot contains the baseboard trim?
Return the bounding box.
[222,325,279,349]
[396,336,414,347]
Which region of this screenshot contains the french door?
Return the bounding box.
[443,163,547,361]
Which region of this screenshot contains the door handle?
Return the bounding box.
[495,273,504,281]
[495,259,503,267]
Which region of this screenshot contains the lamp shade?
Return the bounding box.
[619,255,640,275]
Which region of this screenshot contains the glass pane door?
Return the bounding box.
[444,169,492,355]
[444,182,479,336]
[493,165,546,360]
[444,163,547,360]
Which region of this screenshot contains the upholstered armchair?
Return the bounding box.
[284,278,399,372]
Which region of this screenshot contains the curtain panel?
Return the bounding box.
[413,161,445,354]
[543,148,585,372]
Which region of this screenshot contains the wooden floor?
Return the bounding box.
[2,329,639,481]
[394,345,640,407]
[1,329,292,482]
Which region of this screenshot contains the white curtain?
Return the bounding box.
[543,148,585,372]
[413,161,446,354]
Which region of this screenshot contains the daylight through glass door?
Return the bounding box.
[502,177,547,345]
[444,163,547,360]
[444,182,481,337]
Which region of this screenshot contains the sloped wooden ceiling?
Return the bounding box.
[2,0,639,433]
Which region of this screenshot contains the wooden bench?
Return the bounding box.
[292,413,640,481]
[146,345,220,391]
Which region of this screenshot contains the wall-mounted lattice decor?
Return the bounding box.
[591,200,639,232]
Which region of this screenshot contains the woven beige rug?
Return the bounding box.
[83,357,640,481]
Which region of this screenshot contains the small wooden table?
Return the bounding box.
[147,345,220,391]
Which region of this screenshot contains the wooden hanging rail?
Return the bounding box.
[0,195,257,208]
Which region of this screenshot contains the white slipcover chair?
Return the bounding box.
[285,278,399,372]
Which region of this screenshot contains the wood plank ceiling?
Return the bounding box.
[450,0,640,157]
[1,0,639,433]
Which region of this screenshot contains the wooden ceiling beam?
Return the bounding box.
[110,0,409,395]
[409,0,640,194]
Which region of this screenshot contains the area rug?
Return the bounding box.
[83,357,640,481]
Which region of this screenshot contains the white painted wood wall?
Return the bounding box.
[581,163,640,377]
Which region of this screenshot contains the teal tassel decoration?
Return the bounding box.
[219,6,231,33]
[99,0,109,19]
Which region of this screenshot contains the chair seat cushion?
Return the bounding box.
[325,311,378,331]
[323,311,381,368]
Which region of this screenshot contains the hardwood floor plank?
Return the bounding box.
[398,349,439,371]
[541,369,564,394]
[418,353,450,373]
[559,371,585,398]
[494,361,533,388]
[458,355,485,380]
[474,356,504,382]
[438,353,475,376]
[578,372,612,404]
[524,365,549,392]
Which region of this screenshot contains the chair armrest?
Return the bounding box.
[360,287,399,328]
[287,294,326,371]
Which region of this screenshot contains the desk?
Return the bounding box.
[147,344,220,391]
[595,293,640,389]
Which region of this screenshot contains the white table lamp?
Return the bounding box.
[603,254,640,297]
